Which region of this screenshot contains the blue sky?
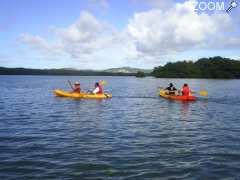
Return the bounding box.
[0,0,239,69]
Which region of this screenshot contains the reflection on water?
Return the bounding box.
[0,76,240,179]
[180,102,190,120]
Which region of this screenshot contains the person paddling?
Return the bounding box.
[73,82,81,93]
[165,83,177,95]
[92,82,103,94]
[182,83,190,96]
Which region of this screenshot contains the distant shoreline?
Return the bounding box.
[0,67,138,76]
[1,56,240,79]
[1,74,239,80]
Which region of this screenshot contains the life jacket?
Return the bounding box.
[168,86,176,91]
[73,85,81,93]
[97,85,103,94]
[182,86,190,96]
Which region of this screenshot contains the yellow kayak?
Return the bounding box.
[54,89,112,99]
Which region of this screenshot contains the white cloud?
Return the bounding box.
[126,0,238,61]
[20,11,120,62]
[20,33,64,56]
[19,1,240,68]
[52,11,119,58]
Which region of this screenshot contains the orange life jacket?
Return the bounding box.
[182,86,190,96]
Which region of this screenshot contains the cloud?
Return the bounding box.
[20,33,64,56]
[21,11,119,60]
[19,1,240,68]
[126,0,239,60]
[52,11,119,58]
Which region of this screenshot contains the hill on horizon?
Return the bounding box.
[104,67,152,74]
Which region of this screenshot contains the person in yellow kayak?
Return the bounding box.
[92,82,103,94]
[73,82,81,93]
[165,83,178,95]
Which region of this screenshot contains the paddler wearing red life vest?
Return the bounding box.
[92,82,103,94]
[182,83,190,96]
[73,82,81,93]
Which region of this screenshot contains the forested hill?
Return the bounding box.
[1,57,240,78]
[0,67,151,76]
[0,67,135,76]
[152,57,240,79]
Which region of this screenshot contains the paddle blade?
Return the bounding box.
[191,90,208,96]
[100,80,107,86]
[199,90,208,96]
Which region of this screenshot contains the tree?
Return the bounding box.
[135,71,146,78]
[152,57,240,79]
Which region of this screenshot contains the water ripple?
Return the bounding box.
[0,76,240,179]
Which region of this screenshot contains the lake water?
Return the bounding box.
[0,76,240,179]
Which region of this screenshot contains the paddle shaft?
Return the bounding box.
[68,80,74,91]
[191,90,208,96]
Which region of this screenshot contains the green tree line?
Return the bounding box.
[0,67,134,76]
[1,56,240,78]
[152,56,240,79]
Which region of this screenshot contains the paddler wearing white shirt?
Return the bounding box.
[92,82,103,94]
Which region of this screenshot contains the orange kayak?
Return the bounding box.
[159,89,196,101]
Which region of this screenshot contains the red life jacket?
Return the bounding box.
[182,86,190,96]
[73,85,81,93]
[97,85,103,94]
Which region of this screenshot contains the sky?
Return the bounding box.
[0,0,240,69]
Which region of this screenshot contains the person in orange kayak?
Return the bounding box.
[73,82,81,93]
[92,82,103,94]
[165,83,177,95]
[182,83,190,96]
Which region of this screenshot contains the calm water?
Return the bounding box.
[0,76,240,179]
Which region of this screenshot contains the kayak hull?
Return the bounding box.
[159,89,196,101]
[54,89,112,99]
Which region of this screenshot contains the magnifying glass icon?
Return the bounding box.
[226,0,238,13]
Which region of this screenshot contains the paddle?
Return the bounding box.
[100,81,111,98]
[191,90,208,96]
[68,80,74,91]
[99,80,107,86]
